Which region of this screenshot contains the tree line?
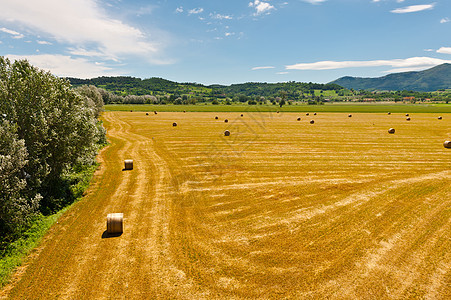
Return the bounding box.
[68,76,451,104]
[0,57,106,246]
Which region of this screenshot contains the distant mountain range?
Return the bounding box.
[329,63,451,92]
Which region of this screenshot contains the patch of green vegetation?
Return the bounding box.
[105,103,451,113]
[0,163,99,287]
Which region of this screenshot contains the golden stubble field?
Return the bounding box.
[1,111,450,299]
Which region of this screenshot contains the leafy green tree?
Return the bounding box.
[0,57,102,212]
[0,120,41,234]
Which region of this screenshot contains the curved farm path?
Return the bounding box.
[1,111,450,299]
[1,112,206,299]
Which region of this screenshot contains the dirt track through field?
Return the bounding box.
[1,111,450,299]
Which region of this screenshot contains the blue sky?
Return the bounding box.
[1,0,451,85]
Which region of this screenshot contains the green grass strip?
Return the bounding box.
[105,103,451,113]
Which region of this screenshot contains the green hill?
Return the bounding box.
[330,63,451,91]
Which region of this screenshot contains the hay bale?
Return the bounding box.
[224,119,228,123]
[215,116,219,120]
[146,112,149,116]
[444,141,451,148]
[387,112,391,115]
[183,110,186,113]
[276,111,279,113]
[154,111,157,115]
[348,114,352,117]
[124,159,133,170]
[297,117,301,121]
[438,116,442,120]
[406,117,411,121]
[107,213,123,234]
[173,122,177,127]
[310,120,315,124]
[306,113,309,116]
[313,112,317,115]
[388,128,395,134]
[241,114,244,117]
[405,113,409,116]
[130,110,133,112]
[224,130,230,136]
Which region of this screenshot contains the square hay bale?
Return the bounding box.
[124,159,133,170]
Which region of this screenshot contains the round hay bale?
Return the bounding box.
[444,141,451,148]
[388,128,395,134]
[297,117,301,121]
[310,120,315,124]
[387,112,391,115]
[276,111,279,113]
[215,116,219,120]
[348,114,352,117]
[438,116,442,120]
[306,113,309,116]
[183,110,186,113]
[146,112,149,116]
[405,113,409,116]
[107,213,123,234]
[130,110,133,112]
[173,122,177,127]
[224,130,230,136]
[313,112,317,115]
[124,159,133,170]
[406,117,411,121]
[154,111,157,115]
[224,119,228,123]
[241,114,244,117]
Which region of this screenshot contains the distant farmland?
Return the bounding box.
[2,111,450,299]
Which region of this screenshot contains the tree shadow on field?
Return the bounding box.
[101,230,122,239]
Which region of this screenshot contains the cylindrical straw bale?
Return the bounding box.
[215,116,219,120]
[444,141,451,148]
[387,112,391,115]
[388,128,395,134]
[124,159,133,170]
[348,114,352,117]
[313,112,317,115]
[306,113,309,116]
[154,111,157,114]
[224,130,231,136]
[297,117,301,121]
[173,122,177,127]
[107,213,123,234]
[406,117,411,121]
[146,112,149,115]
[438,116,442,120]
[224,119,228,123]
[405,113,409,116]
[310,120,315,124]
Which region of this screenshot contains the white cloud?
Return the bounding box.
[440,17,450,23]
[286,57,451,73]
[175,7,183,13]
[0,27,24,39]
[5,54,119,78]
[225,32,235,37]
[252,66,275,70]
[211,13,233,20]
[277,72,289,74]
[249,0,275,16]
[437,47,451,54]
[37,40,52,45]
[188,8,204,15]
[391,3,435,14]
[0,0,165,63]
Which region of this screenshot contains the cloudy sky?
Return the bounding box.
[1,0,450,84]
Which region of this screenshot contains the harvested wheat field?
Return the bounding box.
[2,111,450,299]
